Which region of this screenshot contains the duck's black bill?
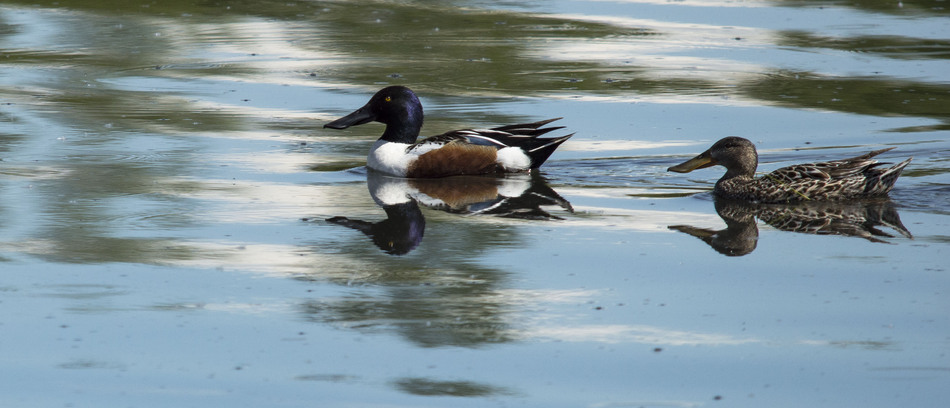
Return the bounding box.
[324,106,375,129]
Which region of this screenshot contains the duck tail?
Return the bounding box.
[859,146,898,160]
[868,157,912,195]
[492,117,562,134]
[526,134,573,169]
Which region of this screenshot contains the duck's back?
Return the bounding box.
[724,150,912,203]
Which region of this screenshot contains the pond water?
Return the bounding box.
[1,1,948,407]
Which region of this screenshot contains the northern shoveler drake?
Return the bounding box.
[668,137,912,203]
[324,86,573,178]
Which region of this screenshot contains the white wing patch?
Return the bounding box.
[408,141,448,155]
[463,133,509,147]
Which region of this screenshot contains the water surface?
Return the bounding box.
[1,1,948,407]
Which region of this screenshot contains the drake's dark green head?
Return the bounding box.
[324,86,424,144]
[668,136,758,178]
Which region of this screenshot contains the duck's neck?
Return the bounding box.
[722,165,756,181]
[381,124,421,144]
[715,170,756,200]
[380,104,424,144]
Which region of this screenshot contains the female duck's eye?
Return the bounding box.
[385,96,392,102]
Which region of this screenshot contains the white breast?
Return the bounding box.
[367,140,415,176]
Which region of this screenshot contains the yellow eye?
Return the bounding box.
[385,96,392,102]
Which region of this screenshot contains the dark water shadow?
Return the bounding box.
[325,170,572,255]
[669,197,912,256]
[391,377,515,397]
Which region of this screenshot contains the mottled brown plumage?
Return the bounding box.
[668,137,912,203]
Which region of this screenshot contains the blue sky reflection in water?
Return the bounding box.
[0,1,948,407]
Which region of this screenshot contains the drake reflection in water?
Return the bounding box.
[327,170,573,255]
[669,198,912,256]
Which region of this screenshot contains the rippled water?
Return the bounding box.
[2,1,948,407]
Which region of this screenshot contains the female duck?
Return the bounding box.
[668,137,911,203]
[324,86,572,178]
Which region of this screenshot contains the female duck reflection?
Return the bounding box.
[326,171,573,255]
[668,198,912,257]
